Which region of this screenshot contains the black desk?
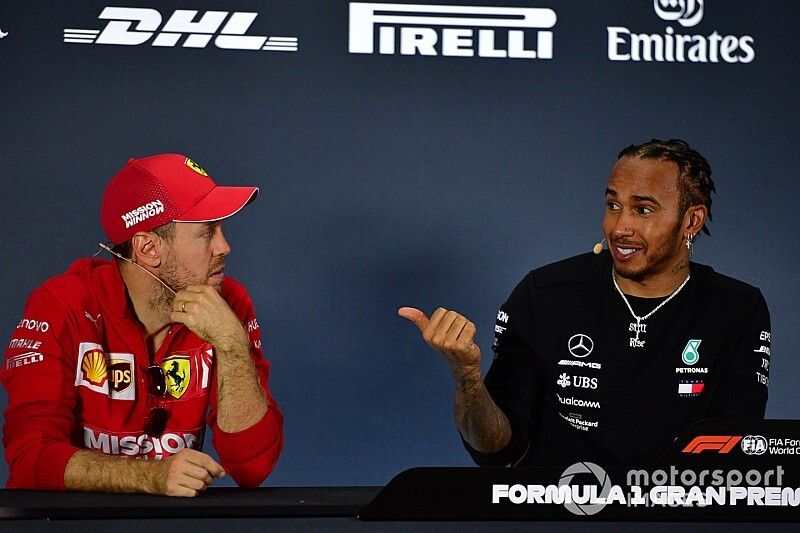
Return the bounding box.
[0,487,796,533]
[3,421,800,531]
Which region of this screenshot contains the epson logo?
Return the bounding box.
[63,7,298,52]
[607,0,754,64]
[349,3,556,59]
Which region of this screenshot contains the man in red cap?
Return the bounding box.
[2,154,283,496]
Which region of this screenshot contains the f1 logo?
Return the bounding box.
[682,435,742,454]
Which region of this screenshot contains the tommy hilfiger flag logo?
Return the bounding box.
[678,381,704,396]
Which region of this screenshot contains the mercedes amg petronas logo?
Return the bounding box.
[568,333,593,358]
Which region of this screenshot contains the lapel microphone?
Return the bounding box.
[95,242,177,295]
[593,238,606,255]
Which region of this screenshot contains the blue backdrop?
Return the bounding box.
[1,0,798,486]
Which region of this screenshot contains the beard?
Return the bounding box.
[148,253,225,313]
[613,223,684,282]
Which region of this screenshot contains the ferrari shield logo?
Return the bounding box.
[161,356,190,399]
[184,158,209,176]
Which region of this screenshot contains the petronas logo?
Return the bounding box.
[682,339,702,366]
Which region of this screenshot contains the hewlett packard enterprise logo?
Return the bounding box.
[349,3,557,59]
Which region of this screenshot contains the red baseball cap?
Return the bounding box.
[100,154,259,244]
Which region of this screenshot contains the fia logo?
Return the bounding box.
[653,0,703,27]
[63,7,297,51]
[740,435,768,456]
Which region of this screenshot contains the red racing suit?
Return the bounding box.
[2,258,283,489]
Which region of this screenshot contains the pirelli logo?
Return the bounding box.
[6,351,44,369]
[682,435,742,454]
[349,3,557,59]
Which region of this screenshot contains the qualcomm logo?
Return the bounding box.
[654,0,703,28]
[349,3,556,59]
[608,0,754,63]
[63,7,298,51]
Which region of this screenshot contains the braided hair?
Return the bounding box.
[618,139,715,235]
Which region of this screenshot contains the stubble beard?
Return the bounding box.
[148,254,199,315]
[148,254,226,314]
[613,222,685,283]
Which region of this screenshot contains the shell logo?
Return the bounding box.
[81,349,108,387]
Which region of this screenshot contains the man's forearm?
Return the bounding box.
[64,450,160,493]
[454,371,512,453]
[214,333,268,433]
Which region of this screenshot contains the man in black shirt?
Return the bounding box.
[399,139,770,467]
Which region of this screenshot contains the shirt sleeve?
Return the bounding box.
[207,287,284,487]
[462,275,544,466]
[706,289,771,418]
[2,286,82,489]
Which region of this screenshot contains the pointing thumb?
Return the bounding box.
[398,307,429,333]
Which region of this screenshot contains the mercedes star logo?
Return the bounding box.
[568,333,593,358]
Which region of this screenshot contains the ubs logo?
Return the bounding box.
[557,373,598,390]
[568,334,593,358]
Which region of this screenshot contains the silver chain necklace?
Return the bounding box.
[612,269,690,349]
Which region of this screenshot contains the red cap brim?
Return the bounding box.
[174,186,259,223]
